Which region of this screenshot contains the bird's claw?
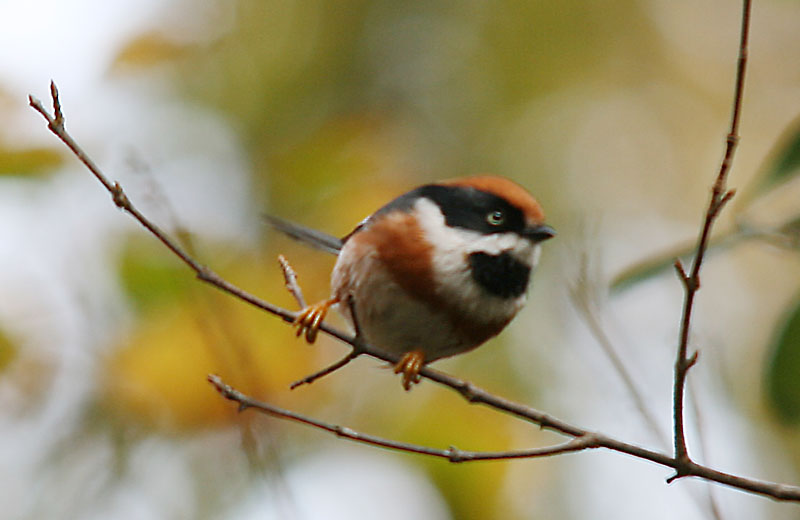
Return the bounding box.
[294,299,337,343]
[394,350,425,391]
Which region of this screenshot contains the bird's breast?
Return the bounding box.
[330,212,524,361]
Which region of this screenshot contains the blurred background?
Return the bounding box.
[2,0,800,518]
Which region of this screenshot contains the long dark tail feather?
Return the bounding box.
[264,215,343,255]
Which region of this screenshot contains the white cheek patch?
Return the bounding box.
[413,198,538,325]
[458,230,540,267]
[414,198,539,268]
[531,243,542,268]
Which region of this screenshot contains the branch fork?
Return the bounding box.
[670,0,750,482]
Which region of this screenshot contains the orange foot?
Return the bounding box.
[294,298,338,343]
[394,350,425,391]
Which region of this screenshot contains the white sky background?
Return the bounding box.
[1,1,800,519]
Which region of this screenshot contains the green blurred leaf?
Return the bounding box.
[611,247,691,293]
[766,296,800,424]
[779,215,800,249]
[0,146,63,176]
[111,32,193,70]
[118,239,194,311]
[743,115,800,202]
[0,328,17,373]
[611,231,740,292]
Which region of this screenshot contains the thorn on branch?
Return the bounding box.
[208,374,231,396]
[674,260,700,291]
[278,254,306,309]
[674,259,688,283]
[447,446,466,463]
[456,379,481,403]
[28,81,65,132]
[209,374,253,413]
[111,182,130,210]
[686,350,699,369]
[710,189,737,218]
[721,189,736,207]
[666,455,696,484]
[195,265,215,283]
[333,425,351,438]
[50,80,64,126]
[27,94,41,112]
[28,94,57,131]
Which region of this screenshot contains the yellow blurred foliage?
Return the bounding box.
[0,145,63,176]
[111,31,194,70]
[0,328,16,373]
[103,300,234,430]
[397,393,517,519]
[101,248,337,432]
[266,114,420,225]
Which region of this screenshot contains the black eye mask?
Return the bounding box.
[374,184,527,236]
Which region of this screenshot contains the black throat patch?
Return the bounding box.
[468,252,531,299]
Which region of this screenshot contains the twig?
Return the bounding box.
[278,254,306,309]
[210,374,600,462]
[28,82,301,328]
[125,150,196,255]
[671,0,750,477]
[281,264,365,389]
[288,302,365,388]
[30,69,800,501]
[572,261,721,520]
[688,384,724,520]
[289,351,360,389]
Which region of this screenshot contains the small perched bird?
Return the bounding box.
[269,176,555,390]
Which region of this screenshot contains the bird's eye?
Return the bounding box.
[486,210,505,226]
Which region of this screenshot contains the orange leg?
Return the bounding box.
[393,350,425,391]
[294,298,338,343]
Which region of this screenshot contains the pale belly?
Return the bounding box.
[331,250,480,362]
[350,276,477,362]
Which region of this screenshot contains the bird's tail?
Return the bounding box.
[264,215,343,255]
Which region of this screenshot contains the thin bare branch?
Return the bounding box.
[278,254,306,309]
[29,83,300,328]
[688,384,725,520]
[671,0,751,473]
[125,150,197,255]
[289,351,360,389]
[289,299,366,389]
[210,374,600,462]
[30,66,800,502]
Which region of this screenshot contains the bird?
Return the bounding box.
[267,176,555,390]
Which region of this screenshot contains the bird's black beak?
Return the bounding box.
[523,224,556,242]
